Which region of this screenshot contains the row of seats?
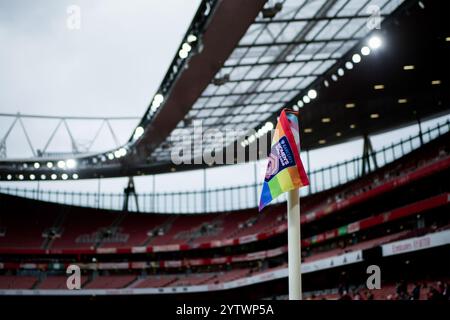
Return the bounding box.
[0,133,448,253]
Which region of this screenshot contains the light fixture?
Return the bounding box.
[72,173,79,180]
[337,68,344,76]
[40,174,46,180]
[318,139,326,144]
[61,173,68,180]
[66,159,76,169]
[345,103,356,108]
[133,126,145,140]
[187,34,197,43]
[352,54,361,63]
[361,46,371,56]
[264,122,274,130]
[321,117,331,123]
[370,113,380,119]
[431,80,441,85]
[47,162,53,168]
[323,80,329,87]
[182,43,192,52]
[154,94,164,104]
[368,35,382,49]
[398,98,408,104]
[345,61,353,70]
[403,65,415,70]
[297,100,304,108]
[303,95,311,104]
[51,174,57,180]
[304,128,313,133]
[107,153,115,160]
[445,37,450,42]
[307,89,317,99]
[240,141,246,148]
[6,174,12,180]
[293,105,299,111]
[57,160,66,169]
[350,124,356,129]
[34,162,40,169]
[30,174,35,180]
[179,49,188,59]
[336,132,342,137]
[374,84,384,90]
[18,174,24,180]
[331,74,338,82]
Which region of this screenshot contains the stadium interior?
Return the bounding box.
[0,0,449,302]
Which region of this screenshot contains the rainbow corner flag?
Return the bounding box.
[259,109,309,211]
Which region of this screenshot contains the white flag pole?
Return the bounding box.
[287,188,302,300]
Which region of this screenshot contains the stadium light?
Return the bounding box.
[6,174,12,180]
[297,100,304,108]
[182,43,192,52]
[431,80,441,85]
[133,126,145,140]
[33,162,40,169]
[57,160,66,169]
[318,139,326,144]
[154,93,164,104]
[66,159,77,169]
[337,68,344,77]
[18,174,24,180]
[293,105,299,111]
[307,89,317,99]
[374,84,385,90]
[345,61,353,70]
[370,113,380,119]
[46,162,53,168]
[179,49,188,59]
[40,174,46,180]
[403,65,415,70]
[302,95,310,104]
[323,80,329,87]
[352,54,361,63]
[368,35,382,49]
[361,46,371,56]
[187,34,197,43]
[321,117,331,123]
[107,153,115,160]
[304,128,312,133]
[61,173,68,180]
[331,74,338,82]
[30,174,35,180]
[72,173,79,180]
[265,122,274,130]
[51,174,57,180]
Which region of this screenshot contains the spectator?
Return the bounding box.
[411,282,421,300]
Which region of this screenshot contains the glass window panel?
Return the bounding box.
[278,62,304,77]
[315,19,349,40]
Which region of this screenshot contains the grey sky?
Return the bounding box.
[0,0,201,156]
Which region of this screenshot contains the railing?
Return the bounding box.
[1,120,449,213]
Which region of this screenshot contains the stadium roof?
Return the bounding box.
[1,0,449,180]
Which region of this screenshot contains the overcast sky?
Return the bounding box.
[0,1,449,203]
[0,0,201,156]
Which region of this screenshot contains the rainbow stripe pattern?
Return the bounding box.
[259,109,309,211]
